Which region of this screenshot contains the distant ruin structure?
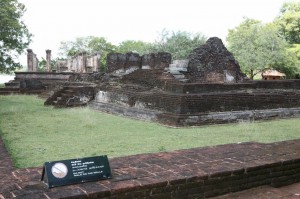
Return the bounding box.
[46,49,51,72]
[27,49,39,72]
[26,49,101,73]
[56,52,101,73]
[106,52,172,74]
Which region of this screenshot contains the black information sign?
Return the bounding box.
[41,155,112,188]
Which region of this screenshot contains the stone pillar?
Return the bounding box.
[82,52,87,73]
[95,51,101,72]
[33,53,38,72]
[46,49,51,72]
[27,49,34,71]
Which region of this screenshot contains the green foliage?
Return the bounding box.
[227,18,297,79]
[0,0,31,73]
[152,29,207,60]
[37,57,57,72]
[276,1,300,44]
[273,45,300,78]
[58,31,207,71]
[116,40,153,54]
[273,1,300,78]
[1,95,300,168]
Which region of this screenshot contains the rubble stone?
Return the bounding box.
[106,52,141,73]
[141,52,172,69]
[187,37,246,83]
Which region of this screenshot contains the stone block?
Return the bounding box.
[142,52,171,69]
[107,53,141,73]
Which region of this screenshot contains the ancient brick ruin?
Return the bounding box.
[26,49,39,72]
[46,49,52,72]
[1,37,300,125]
[26,49,101,73]
[56,51,101,73]
[187,37,246,83]
[90,37,300,126]
[106,52,172,74]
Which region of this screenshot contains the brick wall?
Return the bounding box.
[2,140,300,199]
[96,89,300,114]
[94,79,300,126]
[164,80,300,93]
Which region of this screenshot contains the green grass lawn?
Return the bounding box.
[1,95,300,168]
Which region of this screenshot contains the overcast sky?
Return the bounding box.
[18,0,287,63]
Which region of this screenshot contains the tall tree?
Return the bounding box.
[227,18,292,79]
[152,30,207,60]
[116,40,153,54]
[276,1,300,44]
[0,0,31,73]
[274,1,300,78]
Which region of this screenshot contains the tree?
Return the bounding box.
[152,30,207,60]
[273,44,300,79]
[276,1,300,44]
[38,57,56,72]
[274,1,300,78]
[116,40,153,54]
[227,18,292,79]
[0,0,31,73]
[58,36,116,70]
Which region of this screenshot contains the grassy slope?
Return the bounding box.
[1,95,300,168]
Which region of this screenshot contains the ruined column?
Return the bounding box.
[27,49,34,71]
[46,49,51,72]
[82,52,87,73]
[33,53,38,72]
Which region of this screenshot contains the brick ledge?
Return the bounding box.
[1,139,300,199]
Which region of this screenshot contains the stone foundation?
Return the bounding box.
[14,72,75,80]
[93,80,300,126]
[158,108,300,126]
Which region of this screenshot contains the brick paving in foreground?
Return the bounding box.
[213,182,300,199]
[0,138,300,198]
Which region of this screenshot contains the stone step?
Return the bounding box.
[0,91,20,95]
[172,74,186,79]
[20,90,45,94]
[0,88,20,91]
[65,101,87,107]
[168,70,182,75]
[61,93,74,97]
[179,78,189,82]
[4,82,20,88]
[63,89,75,93]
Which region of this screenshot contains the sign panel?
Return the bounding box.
[41,155,111,188]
